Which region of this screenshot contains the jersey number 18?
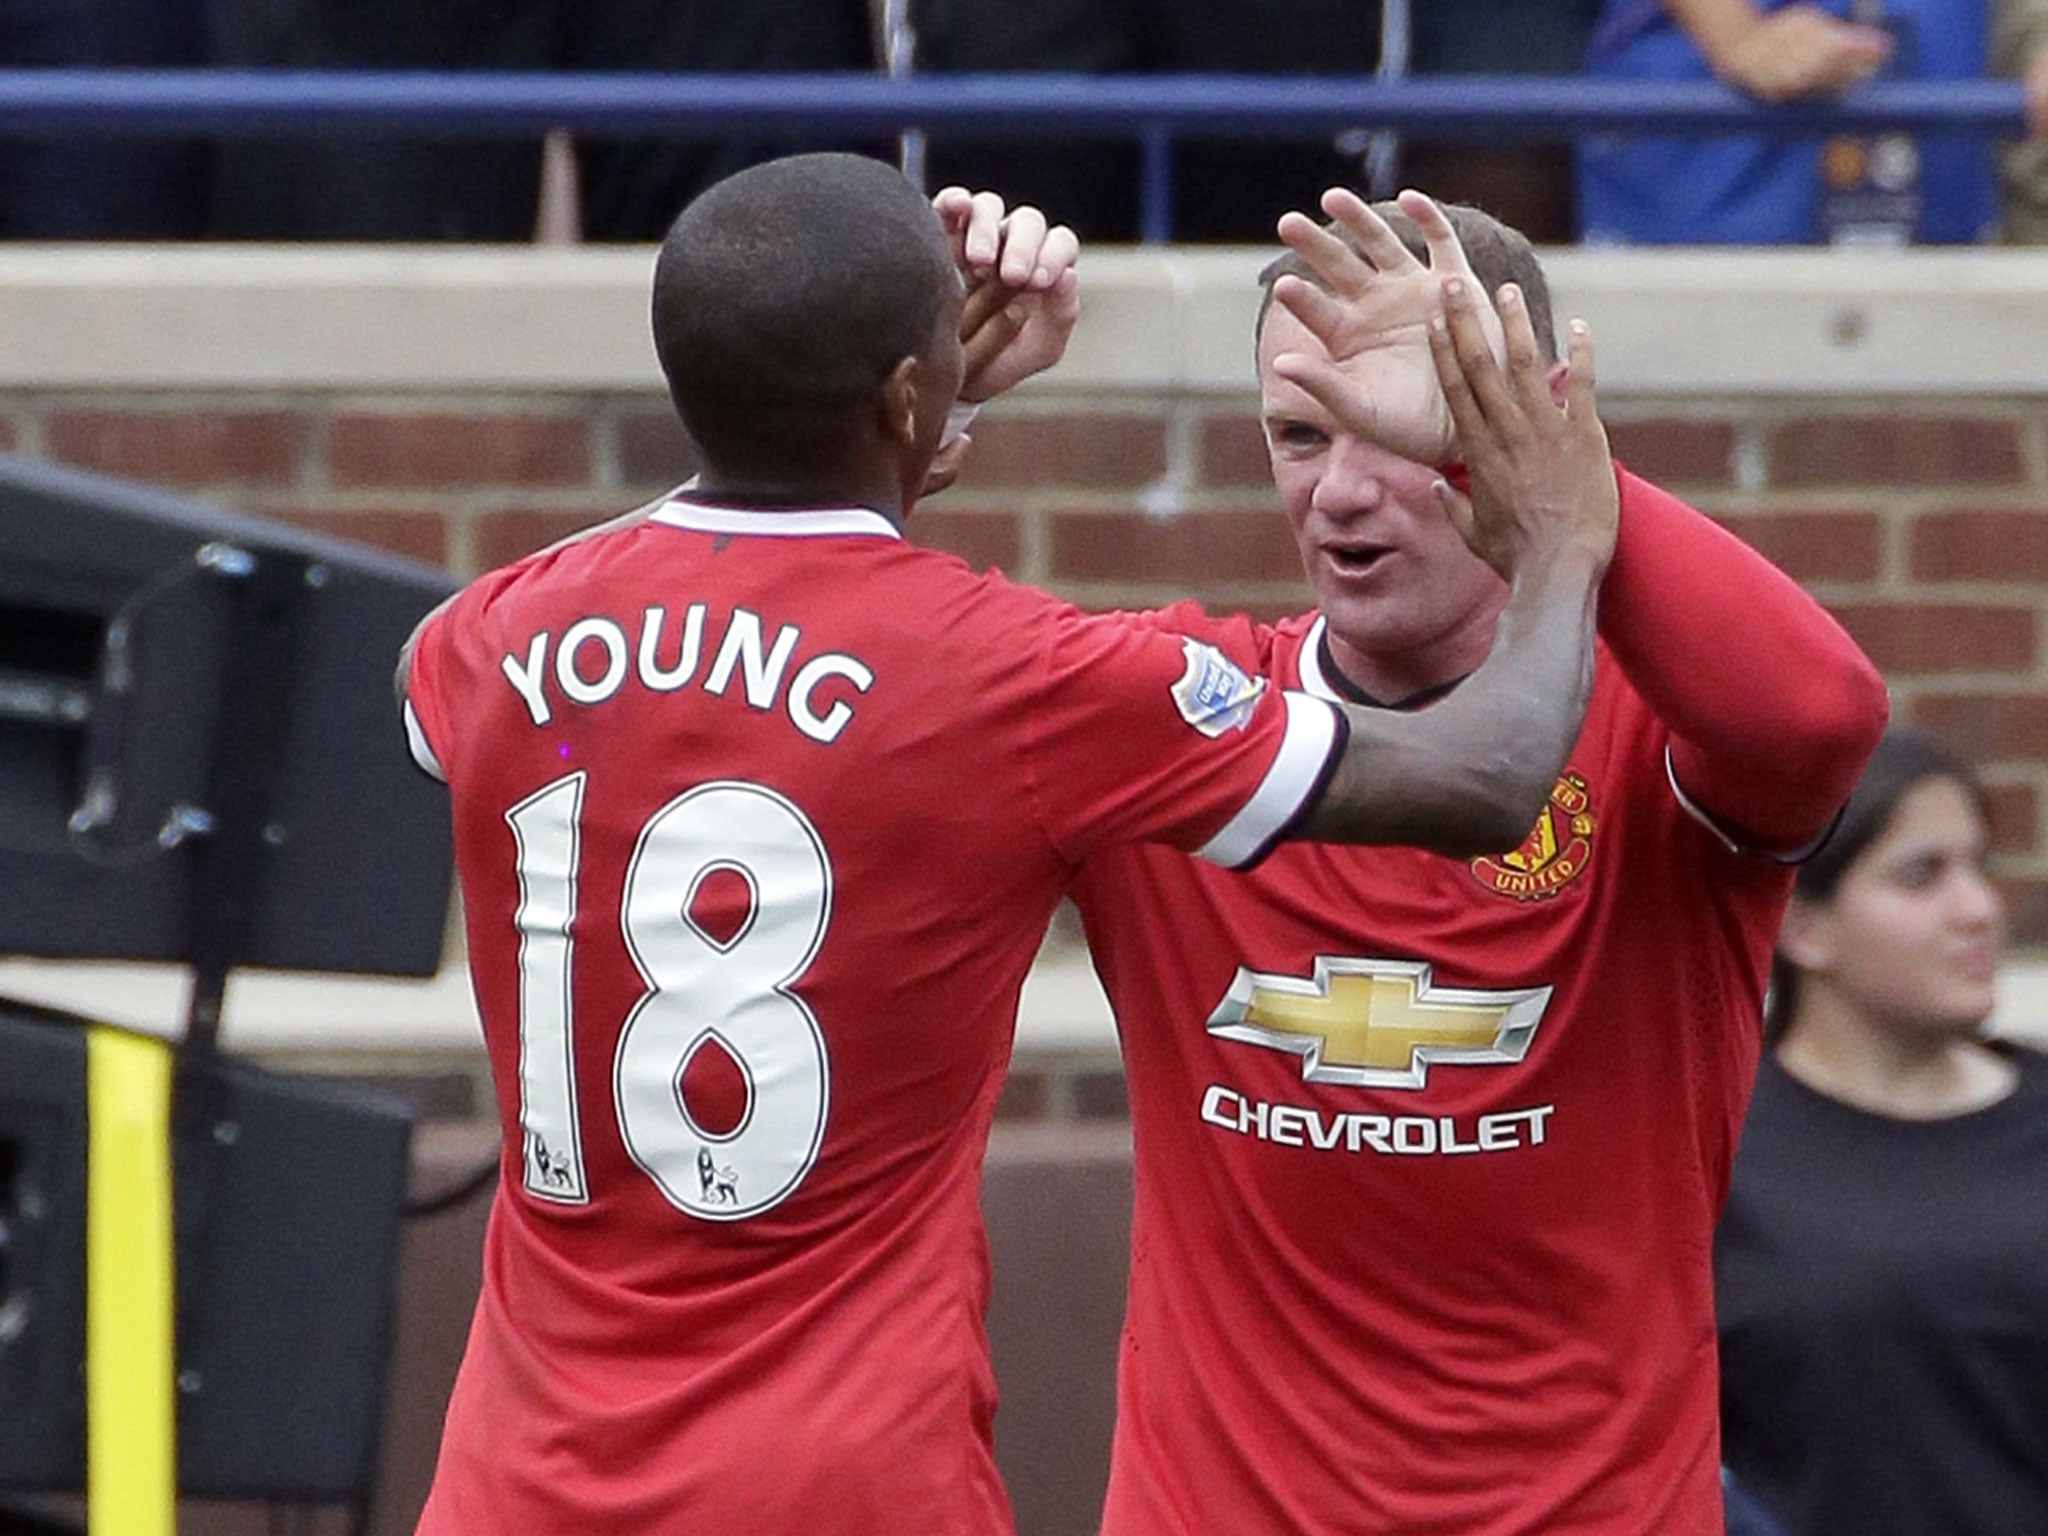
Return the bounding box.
[504,773,833,1221]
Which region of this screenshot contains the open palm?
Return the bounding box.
[1269,189,1504,465]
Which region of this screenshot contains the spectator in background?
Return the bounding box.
[207,0,880,241]
[1580,0,1997,242]
[1401,0,1602,243]
[1717,725,2048,1535]
[912,0,1382,241]
[0,0,207,236]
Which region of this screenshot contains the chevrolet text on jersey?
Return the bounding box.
[497,603,875,742]
[1200,1086,1555,1155]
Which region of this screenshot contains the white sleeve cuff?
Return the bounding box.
[1195,692,1342,868]
[404,700,447,783]
[1664,742,1836,863]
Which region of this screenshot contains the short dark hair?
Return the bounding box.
[1764,726,1991,1042]
[1256,199,1558,366]
[652,152,957,478]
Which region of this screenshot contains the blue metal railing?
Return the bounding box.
[0,70,2027,241]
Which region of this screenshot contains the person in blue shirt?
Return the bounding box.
[1580,0,1996,242]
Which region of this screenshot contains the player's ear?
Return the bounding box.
[1545,357,1570,409]
[878,354,921,447]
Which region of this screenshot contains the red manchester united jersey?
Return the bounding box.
[1073,609,1794,1536]
[401,500,1341,1536]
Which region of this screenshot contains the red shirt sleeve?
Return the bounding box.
[1597,466,1888,851]
[1115,599,1286,675]
[401,599,459,783]
[1013,602,1341,869]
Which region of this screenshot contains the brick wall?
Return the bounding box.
[11,384,2045,946]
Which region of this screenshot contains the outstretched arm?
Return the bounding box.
[1599,472,1886,852]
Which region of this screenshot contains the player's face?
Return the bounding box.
[1257,304,1507,700]
[1801,777,2005,1038]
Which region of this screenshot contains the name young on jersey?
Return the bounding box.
[499,603,874,743]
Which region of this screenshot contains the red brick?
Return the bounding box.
[1983,781,2038,855]
[262,506,449,568]
[1997,878,2048,947]
[1767,416,2023,488]
[472,509,612,572]
[1197,412,1271,487]
[1910,693,2048,760]
[1829,602,2036,676]
[1908,509,2048,582]
[616,407,700,489]
[328,412,590,489]
[1608,419,1735,486]
[1051,508,1302,585]
[908,508,1023,573]
[44,410,306,486]
[965,414,1166,489]
[1715,509,1882,584]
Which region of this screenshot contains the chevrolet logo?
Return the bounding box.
[1207,958,1552,1090]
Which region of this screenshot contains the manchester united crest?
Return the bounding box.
[1471,772,1595,900]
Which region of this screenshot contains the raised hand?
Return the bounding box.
[1426,273,1616,585]
[931,186,1081,404]
[1268,188,1504,465]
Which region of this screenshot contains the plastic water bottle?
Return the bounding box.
[1818,0,1923,245]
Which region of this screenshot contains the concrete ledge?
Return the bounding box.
[1,244,2047,396]
[0,245,661,391]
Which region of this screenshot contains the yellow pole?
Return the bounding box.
[84,1025,177,1536]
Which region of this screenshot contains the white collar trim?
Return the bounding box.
[651,499,902,540]
[1296,614,1338,702]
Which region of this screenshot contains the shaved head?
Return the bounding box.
[653,152,960,477]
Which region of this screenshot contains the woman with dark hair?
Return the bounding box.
[1716,725,2048,1535]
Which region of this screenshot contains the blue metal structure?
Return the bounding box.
[0,70,2025,241]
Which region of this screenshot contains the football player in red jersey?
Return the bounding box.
[1062,191,1891,1536]
[395,154,1620,1535]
